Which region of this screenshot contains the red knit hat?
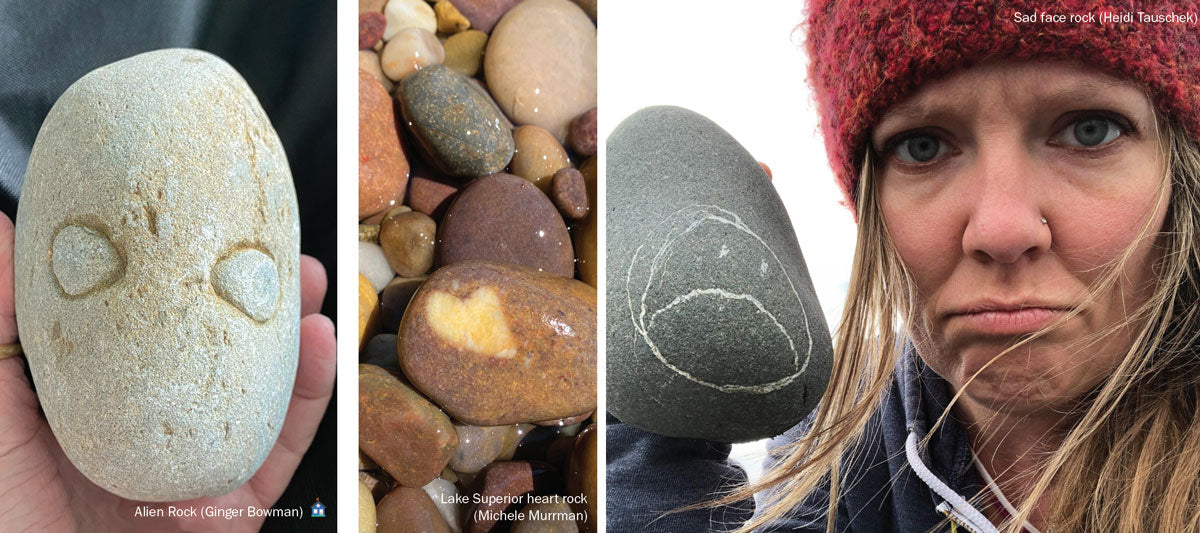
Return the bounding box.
[804,1,1200,214]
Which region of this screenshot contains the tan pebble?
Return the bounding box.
[359,481,378,533]
[358,273,381,350]
[379,211,436,277]
[359,223,380,243]
[510,124,570,193]
[383,0,437,40]
[381,27,445,81]
[360,0,387,13]
[434,0,470,33]
[442,30,487,77]
[358,50,393,92]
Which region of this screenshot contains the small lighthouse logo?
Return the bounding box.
[310,498,326,518]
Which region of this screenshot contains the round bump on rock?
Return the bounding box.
[212,248,280,322]
[51,224,123,297]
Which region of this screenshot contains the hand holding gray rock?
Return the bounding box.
[606,106,832,443]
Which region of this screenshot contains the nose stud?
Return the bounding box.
[1040,217,1048,225]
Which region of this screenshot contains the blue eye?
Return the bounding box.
[894,133,947,163]
[1055,117,1123,147]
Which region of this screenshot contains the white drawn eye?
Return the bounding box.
[212,248,279,321]
[52,225,123,297]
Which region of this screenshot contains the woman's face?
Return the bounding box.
[872,60,1170,415]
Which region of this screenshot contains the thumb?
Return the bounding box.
[0,211,15,345]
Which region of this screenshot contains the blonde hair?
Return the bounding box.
[706,116,1200,532]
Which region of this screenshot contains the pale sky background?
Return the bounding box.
[600,1,857,481]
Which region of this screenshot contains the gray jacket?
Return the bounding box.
[607,343,1001,532]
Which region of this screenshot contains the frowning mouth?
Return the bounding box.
[946,303,1074,336]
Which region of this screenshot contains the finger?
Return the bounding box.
[246,313,335,506]
[299,255,327,317]
[0,211,16,344]
[758,162,773,181]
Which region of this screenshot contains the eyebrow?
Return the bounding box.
[872,78,1149,146]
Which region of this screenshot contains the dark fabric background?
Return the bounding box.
[0,1,336,530]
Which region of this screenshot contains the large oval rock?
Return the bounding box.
[14,49,300,500]
[436,172,574,277]
[606,106,832,443]
[484,0,596,143]
[398,64,514,178]
[399,260,596,425]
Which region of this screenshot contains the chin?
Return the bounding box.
[951,341,1111,414]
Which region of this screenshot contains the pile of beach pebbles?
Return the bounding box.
[357,0,597,531]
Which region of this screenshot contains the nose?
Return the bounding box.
[960,146,1051,264]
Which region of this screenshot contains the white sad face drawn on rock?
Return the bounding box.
[14,49,300,501]
[625,204,813,394]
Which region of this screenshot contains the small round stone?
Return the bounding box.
[422,478,463,532]
[442,30,487,78]
[510,125,570,193]
[550,168,588,221]
[381,274,427,332]
[381,27,444,82]
[359,241,395,292]
[568,108,597,157]
[383,0,437,40]
[359,223,381,243]
[434,0,470,33]
[360,12,387,50]
[379,210,436,277]
[360,481,378,533]
[450,424,511,474]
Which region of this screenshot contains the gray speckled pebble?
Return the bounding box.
[14,49,301,501]
[398,64,515,178]
[606,106,832,443]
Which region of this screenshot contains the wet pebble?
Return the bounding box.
[360,367,458,487]
[360,333,401,373]
[423,477,464,533]
[376,485,453,533]
[435,0,471,33]
[359,50,393,92]
[398,261,596,425]
[379,210,437,277]
[451,0,523,33]
[360,480,378,533]
[380,274,427,332]
[359,69,409,219]
[436,173,574,277]
[360,12,386,50]
[511,125,570,193]
[381,27,445,82]
[550,168,588,221]
[568,108,597,157]
[485,0,596,142]
[383,0,437,40]
[450,424,511,474]
[359,273,381,350]
[399,65,515,177]
[359,241,395,292]
[442,30,488,78]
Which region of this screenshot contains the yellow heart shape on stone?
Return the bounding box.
[425,286,517,358]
